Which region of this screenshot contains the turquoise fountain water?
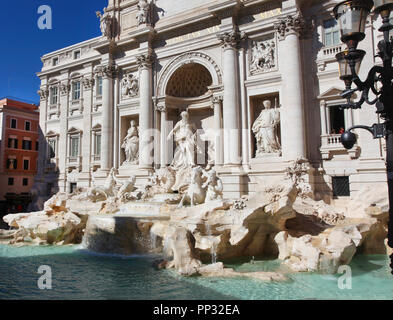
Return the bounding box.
[0,244,392,300]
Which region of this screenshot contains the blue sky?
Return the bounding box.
[0,0,107,104]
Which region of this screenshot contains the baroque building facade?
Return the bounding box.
[36,0,387,201]
[0,98,39,210]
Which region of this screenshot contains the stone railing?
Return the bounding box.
[322,44,343,57]
[66,155,82,172]
[320,134,359,160]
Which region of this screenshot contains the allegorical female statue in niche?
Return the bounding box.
[167,111,197,169]
[122,120,139,164]
[252,99,281,157]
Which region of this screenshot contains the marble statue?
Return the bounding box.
[168,111,197,169]
[96,8,113,39]
[117,176,137,202]
[121,120,139,164]
[178,166,206,208]
[250,40,276,73]
[202,167,223,202]
[87,168,118,202]
[252,100,281,157]
[121,73,139,98]
[136,0,151,26]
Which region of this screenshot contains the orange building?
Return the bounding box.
[0,98,39,212]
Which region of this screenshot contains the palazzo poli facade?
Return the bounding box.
[36,0,388,201]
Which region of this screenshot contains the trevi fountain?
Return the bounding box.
[1,108,392,299]
[2,0,393,300]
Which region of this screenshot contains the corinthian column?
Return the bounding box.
[217,31,244,166]
[137,53,154,169]
[212,96,223,166]
[156,104,168,168]
[275,13,307,160]
[96,63,117,172]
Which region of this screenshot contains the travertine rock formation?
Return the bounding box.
[3,193,87,245]
[1,173,389,277]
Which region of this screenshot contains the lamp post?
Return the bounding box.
[333,0,393,274]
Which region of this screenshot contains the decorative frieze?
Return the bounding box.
[250,36,277,74]
[121,73,139,98]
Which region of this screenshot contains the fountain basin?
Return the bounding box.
[83,215,166,256]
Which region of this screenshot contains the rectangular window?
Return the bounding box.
[48,139,56,158]
[11,118,17,129]
[23,159,30,170]
[324,19,340,47]
[36,141,39,151]
[95,133,101,155]
[332,176,350,197]
[8,178,14,186]
[50,86,58,105]
[74,51,81,59]
[7,159,17,170]
[25,121,31,131]
[22,178,28,186]
[53,57,59,66]
[97,76,103,96]
[22,140,32,150]
[70,136,79,158]
[8,138,18,149]
[70,183,77,194]
[72,81,81,101]
[329,106,345,134]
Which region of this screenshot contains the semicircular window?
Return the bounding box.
[166,63,213,98]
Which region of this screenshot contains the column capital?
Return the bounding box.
[212,95,223,105]
[155,104,167,112]
[274,12,309,40]
[83,77,95,90]
[217,30,247,50]
[59,82,70,96]
[38,88,49,101]
[94,64,118,79]
[136,53,154,70]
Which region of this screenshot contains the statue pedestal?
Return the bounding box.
[118,162,152,186]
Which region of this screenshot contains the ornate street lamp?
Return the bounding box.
[333,0,393,274]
